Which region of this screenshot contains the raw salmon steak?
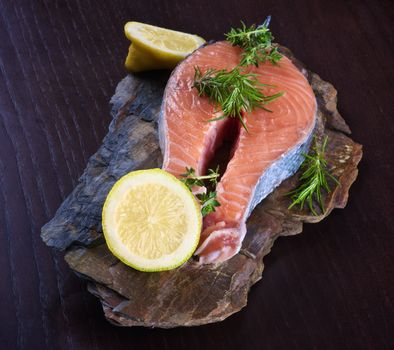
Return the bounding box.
[159,41,317,264]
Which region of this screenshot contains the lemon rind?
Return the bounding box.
[102,169,202,272]
[124,22,205,58]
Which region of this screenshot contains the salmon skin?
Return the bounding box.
[159,41,317,264]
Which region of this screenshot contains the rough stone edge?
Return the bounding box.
[57,45,362,328]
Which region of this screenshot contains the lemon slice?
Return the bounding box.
[102,169,202,272]
[124,21,205,72]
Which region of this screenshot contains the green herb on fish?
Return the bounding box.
[180,167,221,216]
[193,66,283,131]
[196,191,221,217]
[287,136,340,215]
[225,16,282,67]
[180,166,220,189]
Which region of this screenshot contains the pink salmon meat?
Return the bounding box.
[159,41,317,264]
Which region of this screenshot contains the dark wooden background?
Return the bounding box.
[0,0,393,349]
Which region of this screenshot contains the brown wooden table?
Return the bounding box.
[0,1,393,349]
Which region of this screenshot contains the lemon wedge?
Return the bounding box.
[102,169,202,272]
[124,21,205,72]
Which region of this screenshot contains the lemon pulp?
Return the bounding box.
[102,169,201,271]
[130,24,201,53]
[116,184,188,259]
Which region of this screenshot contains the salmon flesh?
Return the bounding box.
[159,41,317,264]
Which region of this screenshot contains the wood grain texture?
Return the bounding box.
[0,0,392,349]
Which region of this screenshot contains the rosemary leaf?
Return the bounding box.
[193,66,283,131]
[225,16,282,67]
[287,136,340,215]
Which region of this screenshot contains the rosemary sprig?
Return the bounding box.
[193,66,283,131]
[180,167,221,216]
[225,16,282,67]
[287,136,340,215]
